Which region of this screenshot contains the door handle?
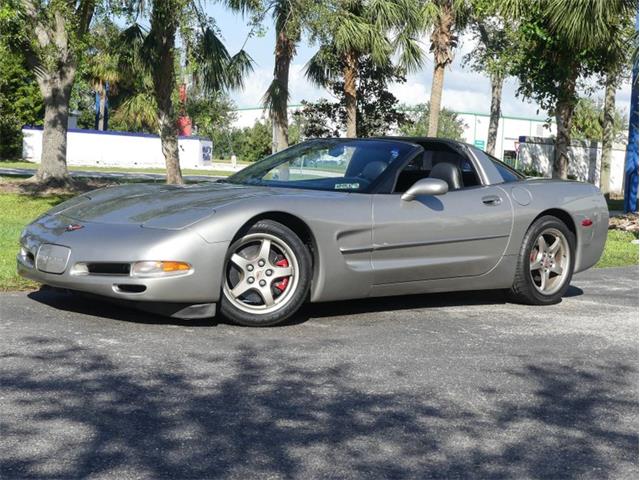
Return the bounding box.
[482,195,503,206]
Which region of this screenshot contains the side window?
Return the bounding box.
[393,146,481,193]
[471,147,524,183]
[492,160,522,183]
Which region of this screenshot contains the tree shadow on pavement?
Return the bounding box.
[0,337,635,479]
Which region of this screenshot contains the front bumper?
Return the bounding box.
[18,214,229,305]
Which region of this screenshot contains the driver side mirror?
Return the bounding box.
[401,178,448,201]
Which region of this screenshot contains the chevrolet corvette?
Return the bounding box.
[18,137,608,326]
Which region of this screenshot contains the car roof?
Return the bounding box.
[375,136,469,149]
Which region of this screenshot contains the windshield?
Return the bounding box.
[225,139,417,193]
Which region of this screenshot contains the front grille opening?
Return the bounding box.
[115,284,146,293]
[26,252,35,263]
[87,263,131,275]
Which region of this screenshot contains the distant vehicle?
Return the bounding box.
[18,138,608,326]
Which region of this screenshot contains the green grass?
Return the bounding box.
[0,190,637,291]
[0,160,233,178]
[0,193,69,291]
[595,230,639,268]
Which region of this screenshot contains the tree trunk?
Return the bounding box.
[271,29,293,153]
[158,109,182,184]
[150,0,182,185]
[427,2,455,137]
[428,64,445,137]
[554,101,574,179]
[98,88,106,131]
[487,73,503,156]
[551,101,574,180]
[343,50,358,138]
[32,70,75,186]
[553,72,578,179]
[20,0,97,187]
[600,74,616,194]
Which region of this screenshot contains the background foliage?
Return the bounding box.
[0,43,43,159]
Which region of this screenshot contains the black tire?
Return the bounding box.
[509,215,576,305]
[219,220,312,326]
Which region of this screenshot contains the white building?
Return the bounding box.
[455,111,556,162]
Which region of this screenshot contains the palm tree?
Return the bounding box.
[85,21,122,131]
[306,0,425,138]
[123,0,253,184]
[262,0,305,153]
[426,0,469,137]
[87,52,120,131]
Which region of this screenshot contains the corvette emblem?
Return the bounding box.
[65,224,84,232]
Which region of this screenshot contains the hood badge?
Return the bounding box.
[65,224,84,232]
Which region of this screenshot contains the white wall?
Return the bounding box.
[518,136,626,194]
[22,128,213,169]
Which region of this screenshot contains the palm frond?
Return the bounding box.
[224,0,262,16]
[112,91,158,132]
[395,31,425,73]
[304,47,338,87]
[196,27,255,92]
[196,27,232,92]
[547,0,635,49]
[119,23,152,73]
[262,78,289,118]
[334,11,372,54]
[226,49,255,90]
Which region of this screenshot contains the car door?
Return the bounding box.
[371,183,513,285]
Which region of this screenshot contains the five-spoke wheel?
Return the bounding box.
[510,215,575,305]
[220,220,312,326]
[528,228,570,295]
[224,233,298,314]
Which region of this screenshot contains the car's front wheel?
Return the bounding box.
[219,220,312,326]
[509,215,576,305]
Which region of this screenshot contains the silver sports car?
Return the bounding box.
[18,138,608,326]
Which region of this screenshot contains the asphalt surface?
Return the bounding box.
[0,167,222,182]
[1,267,638,479]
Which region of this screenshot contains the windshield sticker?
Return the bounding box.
[335,183,360,190]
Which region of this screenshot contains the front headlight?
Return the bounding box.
[131,261,192,277]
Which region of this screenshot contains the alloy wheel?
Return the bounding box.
[223,233,298,314]
[528,227,570,296]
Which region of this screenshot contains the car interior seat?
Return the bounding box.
[428,162,463,190]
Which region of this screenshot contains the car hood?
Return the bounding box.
[52,182,283,230]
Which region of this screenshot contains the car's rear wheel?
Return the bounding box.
[509,215,575,305]
[219,220,311,326]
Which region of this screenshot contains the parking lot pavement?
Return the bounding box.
[0,266,637,479]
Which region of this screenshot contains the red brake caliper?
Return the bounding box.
[274,258,290,292]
